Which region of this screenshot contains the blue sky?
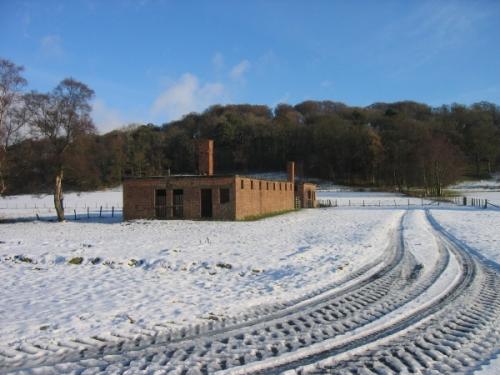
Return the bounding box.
[1,0,500,133]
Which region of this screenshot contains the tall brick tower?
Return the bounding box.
[197,139,214,176]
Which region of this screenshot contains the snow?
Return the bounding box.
[318,190,435,207]
[430,209,500,265]
[449,173,500,206]
[223,209,462,374]
[0,193,401,349]
[0,188,122,221]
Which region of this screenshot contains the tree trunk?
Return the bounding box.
[475,153,480,177]
[0,147,6,195]
[54,169,65,222]
[0,163,6,195]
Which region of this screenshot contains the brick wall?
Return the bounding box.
[234,176,295,220]
[123,176,235,220]
[124,175,297,221]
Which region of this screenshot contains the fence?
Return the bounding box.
[454,196,499,209]
[0,204,122,222]
[317,198,438,208]
[318,196,500,209]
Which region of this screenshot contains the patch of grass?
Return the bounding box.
[241,209,298,221]
[68,257,84,265]
[14,255,33,263]
[128,259,144,267]
[216,262,232,270]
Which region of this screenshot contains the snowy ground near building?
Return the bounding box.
[0,195,401,348]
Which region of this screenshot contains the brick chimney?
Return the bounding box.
[198,139,214,176]
[287,161,295,182]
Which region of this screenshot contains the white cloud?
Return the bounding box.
[91,99,125,134]
[40,35,64,58]
[229,59,251,81]
[212,52,224,70]
[151,73,226,121]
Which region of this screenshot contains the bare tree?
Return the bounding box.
[0,58,27,194]
[26,78,95,221]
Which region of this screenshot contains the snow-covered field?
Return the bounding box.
[1,185,499,372]
[0,198,401,348]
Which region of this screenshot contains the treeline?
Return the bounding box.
[2,60,500,197]
[7,100,500,196]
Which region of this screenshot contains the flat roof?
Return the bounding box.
[123,175,316,186]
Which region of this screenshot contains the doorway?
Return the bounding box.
[173,189,183,218]
[155,189,167,219]
[201,189,213,218]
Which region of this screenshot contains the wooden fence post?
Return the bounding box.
[74,209,77,220]
[87,207,90,219]
[112,206,115,217]
[99,206,102,218]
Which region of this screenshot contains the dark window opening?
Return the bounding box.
[241,180,244,189]
[251,180,254,189]
[259,181,262,190]
[220,188,230,204]
[266,182,269,190]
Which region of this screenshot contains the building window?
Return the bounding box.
[251,180,254,189]
[220,188,230,204]
[279,183,282,190]
[241,180,244,189]
[285,183,287,191]
[308,190,312,199]
[273,183,276,190]
[266,182,269,190]
[259,181,262,190]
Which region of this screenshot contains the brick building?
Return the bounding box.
[123,140,316,220]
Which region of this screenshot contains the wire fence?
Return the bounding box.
[0,204,123,222]
[318,195,500,210]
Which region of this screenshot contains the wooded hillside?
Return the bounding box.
[6,100,500,195]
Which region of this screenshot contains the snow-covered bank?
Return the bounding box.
[0,207,401,347]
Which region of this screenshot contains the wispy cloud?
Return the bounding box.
[91,99,125,134]
[151,73,226,121]
[321,80,333,88]
[212,52,224,71]
[40,35,64,58]
[229,59,251,81]
[372,1,489,75]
